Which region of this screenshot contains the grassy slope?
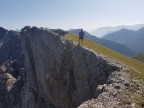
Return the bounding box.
[133,54,144,62]
[65,34,144,76]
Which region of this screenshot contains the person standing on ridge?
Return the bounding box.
[79,28,84,45]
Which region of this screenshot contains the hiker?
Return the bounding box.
[79,28,84,45]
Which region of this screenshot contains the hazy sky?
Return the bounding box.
[0,0,144,30]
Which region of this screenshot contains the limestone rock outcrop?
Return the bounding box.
[0,26,121,108]
[19,26,119,108]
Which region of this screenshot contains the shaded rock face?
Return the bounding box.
[19,26,119,108]
[0,27,7,39]
[0,28,24,78]
[0,72,24,108]
[0,27,24,108]
[0,73,11,108]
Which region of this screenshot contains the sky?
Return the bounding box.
[0,0,144,30]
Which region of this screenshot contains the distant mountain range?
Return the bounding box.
[68,29,136,57]
[103,27,144,53]
[90,24,144,38]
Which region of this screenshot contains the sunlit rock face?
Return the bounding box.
[19,26,119,108]
[0,26,119,108]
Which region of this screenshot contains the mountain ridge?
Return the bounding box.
[103,27,144,53]
[90,24,144,37]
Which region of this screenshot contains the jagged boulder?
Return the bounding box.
[18,26,120,108]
